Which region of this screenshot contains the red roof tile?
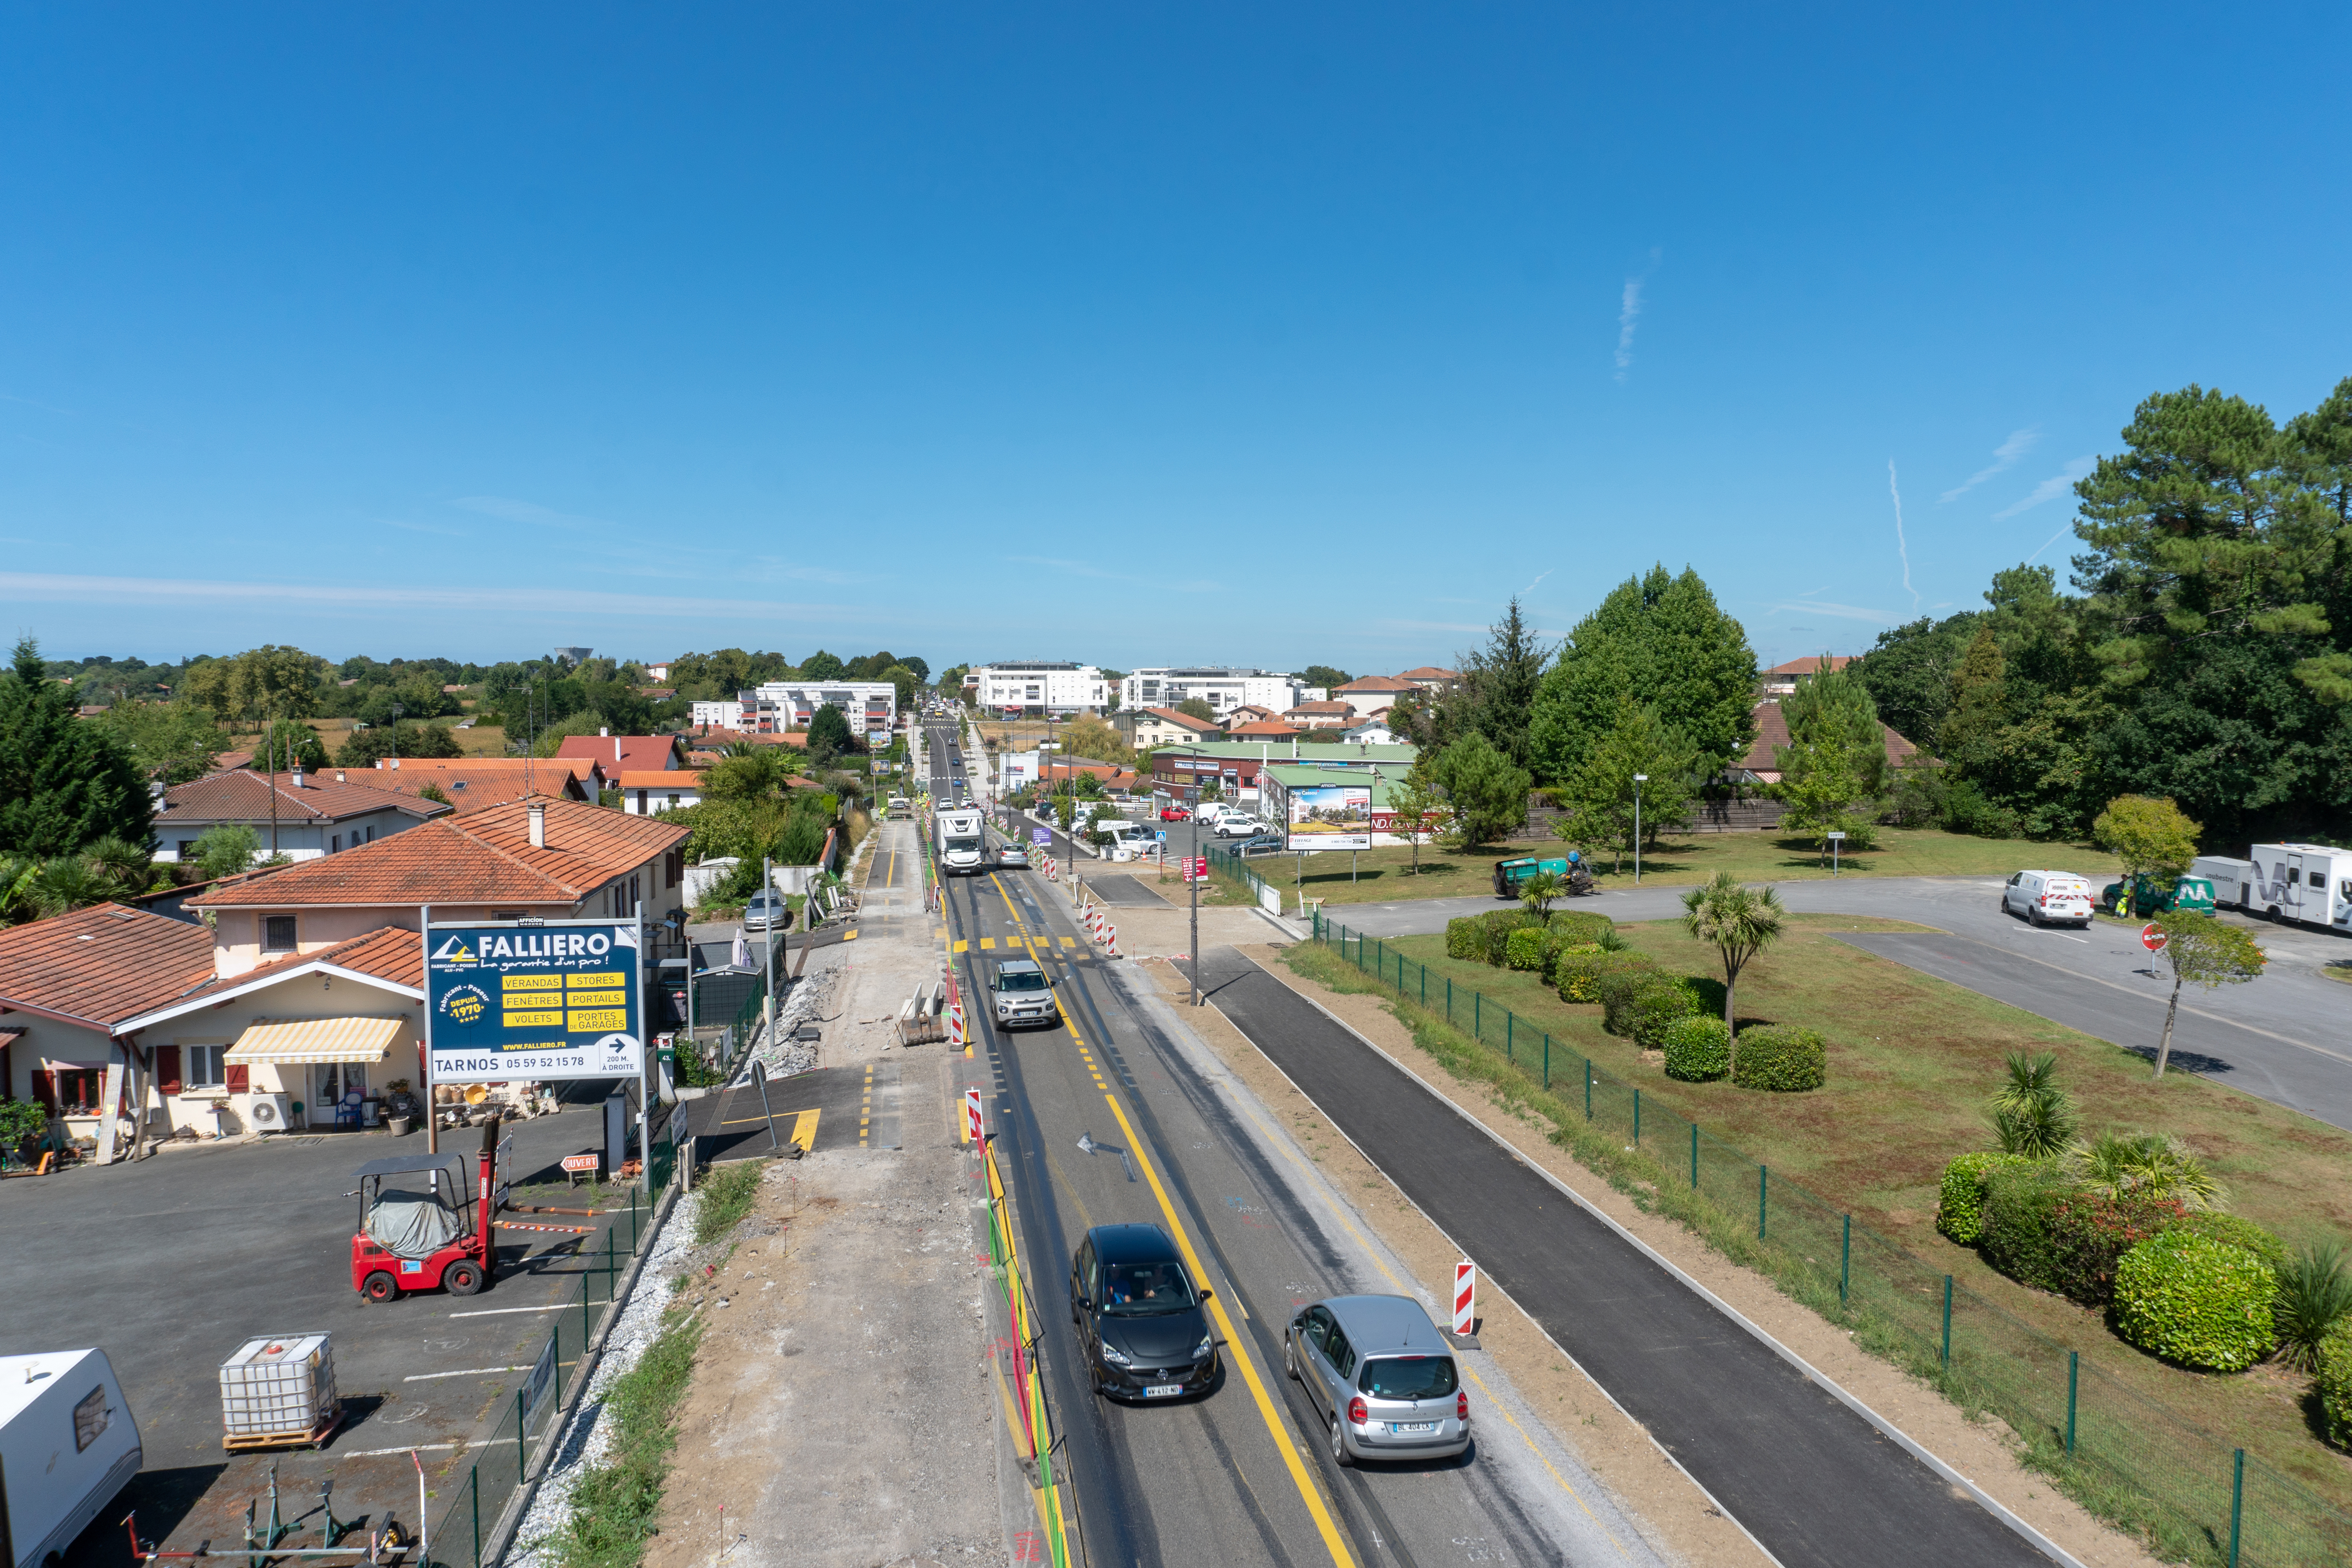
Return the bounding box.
[1739,700,1922,773]
[357,766,590,814]
[126,925,426,1024]
[156,770,449,829]
[555,735,686,772]
[0,904,216,1031]
[1765,655,1854,677]
[1130,708,1221,731]
[1227,721,1302,737]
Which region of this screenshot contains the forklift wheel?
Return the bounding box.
[361,1270,398,1303]
[444,1260,485,1296]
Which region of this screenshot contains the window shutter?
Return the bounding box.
[33,1070,58,1115]
[156,1046,183,1095]
[225,1063,250,1093]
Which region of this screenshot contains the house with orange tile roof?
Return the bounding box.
[1759,655,1854,695]
[1226,720,1303,739]
[153,768,448,864]
[619,770,706,815]
[1109,706,1223,750]
[1332,675,1418,717]
[555,731,690,778]
[1735,699,1921,783]
[357,759,593,814]
[1396,666,1459,688]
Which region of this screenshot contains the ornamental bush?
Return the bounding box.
[1504,926,1549,971]
[1445,918,1483,961]
[2046,1192,2186,1307]
[1480,909,1535,966]
[2162,1212,2289,1279]
[1622,977,1701,1048]
[1936,1152,2031,1245]
[1556,948,1646,1003]
[1979,1162,2071,1291]
[1591,960,1662,1020]
[1730,1025,1826,1092]
[1662,1016,1731,1081]
[1545,911,1613,947]
[2318,1321,2352,1450]
[2113,1230,2278,1372]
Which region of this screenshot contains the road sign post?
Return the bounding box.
[1828,829,1847,876]
[2141,922,2169,953]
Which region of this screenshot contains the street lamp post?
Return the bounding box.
[1633,774,1647,885]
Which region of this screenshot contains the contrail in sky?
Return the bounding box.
[1889,460,1918,612]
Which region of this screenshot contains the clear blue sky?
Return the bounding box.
[5,4,2348,677]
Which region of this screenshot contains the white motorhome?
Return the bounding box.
[3,1350,142,1568]
[936,807,986,876]
[2243,843,2352,930]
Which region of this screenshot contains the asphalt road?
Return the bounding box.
[1,1112,638,1565]
[1326,875,2352,1134]
[1185,945,2048,1568]
[930,730,1657,1568]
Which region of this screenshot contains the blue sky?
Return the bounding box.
[5,4,2348,677]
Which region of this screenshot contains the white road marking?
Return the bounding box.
[448,1305,564,1317]
[405,1365,527,1381]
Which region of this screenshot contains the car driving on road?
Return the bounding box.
[1069,1223,1219,1401]
[2003,869,2094,927]
[1286,1294,1470,1465]
[995,841,1030,869]
[989,957,1058,1029]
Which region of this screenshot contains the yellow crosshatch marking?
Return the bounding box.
[565,971,626,988]
[504,1009,563,1028]
[502,974,563,991]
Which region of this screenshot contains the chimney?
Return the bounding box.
[528,802,546,849]
[615,735,622,762]
[291,764,306,789]
[599,726,609,738]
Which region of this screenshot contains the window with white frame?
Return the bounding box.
[184,1044,226,1089]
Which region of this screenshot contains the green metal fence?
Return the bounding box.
[1309,911,2352,1568]
[417,1189,657,1568]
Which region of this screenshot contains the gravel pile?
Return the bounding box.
[728,964,835,1084]
[502,1188,703,1568]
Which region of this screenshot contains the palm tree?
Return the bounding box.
[1988,1052,2078,1158]
[2274,1245,2352,1372]
[82,835,155,896]
[1679,871,1786,1058]
[2070,1130,2222,1209]
[30,856,114,918]
[1519,870,1564,920]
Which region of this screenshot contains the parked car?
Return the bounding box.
[1213,813,1267,838]
[1068,1223,1219,1402]
[742,892,789,931]
[1160,805,1191,822]
[1231,832,1287,857]
[1285,1294,1470,1465]
[989,957,1057,1029]
[2001,870,2095,928]
[995,842,1030,869]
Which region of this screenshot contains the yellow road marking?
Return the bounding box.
[955,939,969,953]
[981,937,996,950]
[1102,1092,1358,1568]
[843,929,858,941]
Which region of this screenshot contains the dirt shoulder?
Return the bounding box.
[1224,942,2165,1568]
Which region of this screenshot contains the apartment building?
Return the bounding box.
[1118,667,1304,716]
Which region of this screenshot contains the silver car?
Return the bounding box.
[1284,1294,1470,1465]
[996,842,1031,869]
[989,957,1058,1029]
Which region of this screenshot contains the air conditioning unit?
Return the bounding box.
[242,1092,292,1134]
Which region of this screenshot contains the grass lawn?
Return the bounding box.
[1314,916,2352,1507]
[1268,826,2123,905]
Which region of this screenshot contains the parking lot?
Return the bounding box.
[0,1111,642,1566]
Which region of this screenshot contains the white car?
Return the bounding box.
[1195,803,1244,833]
[1213,813,1267,838]
[2002,870,2094,928]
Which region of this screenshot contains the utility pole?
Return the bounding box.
[1633,773,1646,885]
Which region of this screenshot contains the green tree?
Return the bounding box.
[1553,697,1697,872]
[1780,661,1889,797]
[1174,697,1218,723]
[1428,731,1530,849]
[1771,737,1873,860]
[192,824,262,880]
[1680,870,1785,1051]
[339,722,464,767]
[1527,565,1756,785]
[180,645,328,721]
[2149,911,2266,1077]
[1988,1051,2078,1158]
[2092,794,2201,879]
[1454,597,1550,770]
[807,705,857,755]
[881,663,921,713]
[96,701,232,786]
[1301,665,1352,693]
[1519,870,1563,919]
[0,638,156,857]
[801,650,847,681]
[248,719,331,773]
[1850,613,1982,751]
[1384,760,1443,877]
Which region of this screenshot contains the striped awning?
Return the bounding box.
[224,1016,409,1065]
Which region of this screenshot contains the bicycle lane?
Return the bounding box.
[1189,946,2057,1568]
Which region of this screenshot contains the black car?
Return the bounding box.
[1069,1223,1219,1401]
[1231,832,1287,857]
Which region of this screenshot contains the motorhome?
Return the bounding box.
[936,807,986,875]
[2243,843,2352,930]
[3,1349,143,1568]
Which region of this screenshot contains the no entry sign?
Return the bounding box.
[2141,922,2168,953]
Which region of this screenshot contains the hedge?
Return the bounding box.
[1662,1016,1731,1081]
[1480,909,1535,966]
[2045,1192,2186,1307]
[1504,926,1550,971]
[1544,911,1613,946]
[1556,948,1648,1004]
[1730,1025,1826,1092]
[2113,1230,2278,1372]
[2163,1211,2289,1279]
[2319,1320,2352,1450]
[1445,917,1482,961]
[1936,1152,2031,1245]
[1979,1162,2073,1292]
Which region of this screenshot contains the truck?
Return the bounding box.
[2239,843,2352,930]
[936,807,986,876]
[1492,855,1582,899]
[3,1349,143,1568]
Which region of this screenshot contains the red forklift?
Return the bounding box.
[348,1118,504,1301]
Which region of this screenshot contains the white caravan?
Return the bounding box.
[936,807,987,876]
[2241,843,2352,930]
[4,1349,143,1568]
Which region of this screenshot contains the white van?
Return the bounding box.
[3,1350,142,1568]
[2190,855,2256,910]
[2002,869,2095,927]
[2245,844,2352,930]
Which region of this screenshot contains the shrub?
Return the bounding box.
[1479,909,1534,966]
[2272,1244,2352,1373]
[2046,1192,2186,1307]
[1978,1161,2072,1291]
[1621,977,1701,1048]
[1662,1016,1731,1082]
[1546,911,1613,947]
[2162,1212,2288,1278]
[1730,1025,1826,1092]
[1504,926,1549,971]
[1555,947,1645,1003]
[1445,918,1483,962]
[1936,1152,2031,1245]
[2318,1320,2352,1449]
[2112,1230,2278,1372]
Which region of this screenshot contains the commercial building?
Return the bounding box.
[972,662,1109,715]
[1147,738,1416,807]
[1119,668,1303,717]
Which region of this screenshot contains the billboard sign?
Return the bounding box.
[1284,783,1373,851]
[427,920,644,1083]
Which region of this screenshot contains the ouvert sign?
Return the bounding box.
[426,919,644,1083]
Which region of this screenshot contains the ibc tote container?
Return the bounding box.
[219,1334,338,1444]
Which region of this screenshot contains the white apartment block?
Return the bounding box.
[973,662,1108,714]
[690,699,745,729]
[719,681,900,738]
[1120,668,1304,717]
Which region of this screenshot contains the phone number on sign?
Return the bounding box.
[432,1053,592,1074]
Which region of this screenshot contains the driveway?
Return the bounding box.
[1328,875,2352,1133]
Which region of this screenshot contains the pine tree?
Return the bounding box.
[0,637,156,857]
[1455,598,1551,770]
